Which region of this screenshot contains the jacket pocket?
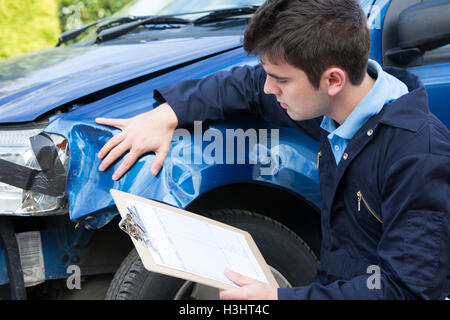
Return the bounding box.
[404,210,444,288]
[357,190,383,224]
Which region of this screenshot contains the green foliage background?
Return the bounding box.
[0,0,60,59]
[0,0,133,60]
[58,0,133,32]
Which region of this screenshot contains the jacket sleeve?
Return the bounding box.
[278,273,420,299]
[153,64,322,141]
[279,150,450,300]
[377,151,449,300]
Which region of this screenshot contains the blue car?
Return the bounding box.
[0,0,448,299]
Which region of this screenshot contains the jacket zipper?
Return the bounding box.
[356,190,383,223]
[317,151,322,168]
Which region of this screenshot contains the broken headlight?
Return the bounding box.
[0,125,69,215]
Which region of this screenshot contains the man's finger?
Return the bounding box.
[219,288,245,300]
[96,117,127,130]
[151,147,170,176]
[98,131,126,160]
[224,269,252,287]
[112,150,141,181]
[99,140,130,173]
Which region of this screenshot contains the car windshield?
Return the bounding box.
[118,0,265,16]
[68,0,264,44]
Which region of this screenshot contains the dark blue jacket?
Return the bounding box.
[154,64,450,300]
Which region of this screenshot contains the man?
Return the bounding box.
[96,0,449,299]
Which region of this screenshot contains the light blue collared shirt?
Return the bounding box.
[320,59,409,165]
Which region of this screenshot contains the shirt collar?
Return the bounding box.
[320,59,409,140]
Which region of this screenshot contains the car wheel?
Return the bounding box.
[105,209,319,300]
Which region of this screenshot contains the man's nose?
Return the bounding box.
[264,76,281,96]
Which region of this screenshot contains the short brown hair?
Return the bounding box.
[244,0,371,89]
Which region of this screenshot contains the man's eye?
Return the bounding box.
[276,79,288,84]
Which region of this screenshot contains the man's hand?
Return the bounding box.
[96,102,178,180]
[219,269,278,300]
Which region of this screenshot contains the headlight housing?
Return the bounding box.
[0,124,69,215]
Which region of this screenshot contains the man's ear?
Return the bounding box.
[321,67,346,96]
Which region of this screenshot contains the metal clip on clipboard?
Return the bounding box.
[118,205,150,246]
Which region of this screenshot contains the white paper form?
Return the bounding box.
[126,199,269,287]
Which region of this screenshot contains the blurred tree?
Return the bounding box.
[0,0,133,59]
[0,0,60,59]
[59,0,134,32]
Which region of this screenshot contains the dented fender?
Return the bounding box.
[44,49,321,229]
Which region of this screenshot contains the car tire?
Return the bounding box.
[105,209,319,300]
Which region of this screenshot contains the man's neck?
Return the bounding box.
[330,72,376,125]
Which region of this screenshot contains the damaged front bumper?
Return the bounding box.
[0,124,71,298]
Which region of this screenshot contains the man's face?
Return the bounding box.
[261,57,330,121]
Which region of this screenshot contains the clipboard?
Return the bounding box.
[110,189,279,290]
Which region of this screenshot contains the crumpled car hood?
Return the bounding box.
[0,35,242,123]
